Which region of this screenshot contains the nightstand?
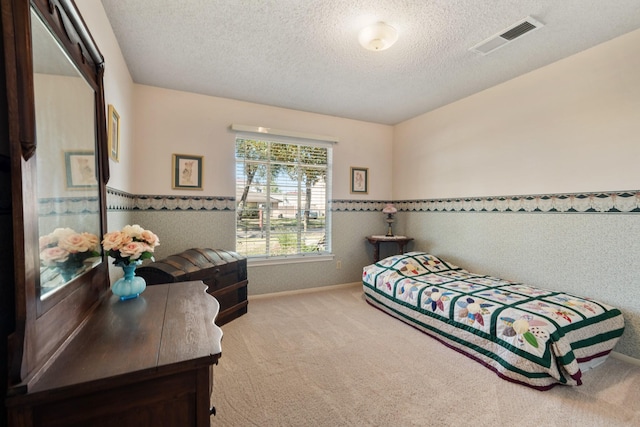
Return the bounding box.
[366,235,414,262]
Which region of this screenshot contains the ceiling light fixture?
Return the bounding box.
[358,22,398,51]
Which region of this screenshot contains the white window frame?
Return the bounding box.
[234,127,334,264]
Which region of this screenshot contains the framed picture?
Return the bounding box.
[65,151,98,189]
[172,154,203,190]
[350,167,368,194]
[107,104,120,162]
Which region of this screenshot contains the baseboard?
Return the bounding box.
[249,282,361,300]
[610,351,640,366]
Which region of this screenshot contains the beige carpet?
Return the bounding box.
[213,283,640,426]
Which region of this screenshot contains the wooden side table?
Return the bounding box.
[366,235,414,262]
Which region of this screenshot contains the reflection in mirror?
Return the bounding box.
[31,9,102,299]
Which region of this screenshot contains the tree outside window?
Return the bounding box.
[235,137,330,257]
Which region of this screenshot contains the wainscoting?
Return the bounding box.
[395,190,640,360]
[107,188,639,359]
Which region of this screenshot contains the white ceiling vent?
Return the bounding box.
[470,16,544,55]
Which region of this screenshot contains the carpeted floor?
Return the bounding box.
[212,283,640,426]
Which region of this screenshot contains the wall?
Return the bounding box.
[131,84,393,199]
[76,0,640,359]
[393,28,640,200]
[77,0,136,194]
[75,0,136,283]
[78,0,394,198]
[127,85,393,293]
[81,0,395,291]
[393,29,640,359]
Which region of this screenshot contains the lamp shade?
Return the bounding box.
[382,203,398,214]
[359,22,398,51]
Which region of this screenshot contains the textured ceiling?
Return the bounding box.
[100,0,640,125]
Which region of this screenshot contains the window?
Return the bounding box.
[235,136,331,259]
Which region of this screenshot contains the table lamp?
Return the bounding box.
[382,203,398,236]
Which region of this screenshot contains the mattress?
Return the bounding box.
[362,252,625,389]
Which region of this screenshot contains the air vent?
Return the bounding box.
[470,16,544,55]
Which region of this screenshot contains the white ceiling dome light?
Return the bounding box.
[358,22,398,51]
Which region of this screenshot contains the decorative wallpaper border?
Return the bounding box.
[330,200,388,212]
[107,188,640,214]
[393,191,640,213]
[107,187,234,211]
[38,196,100,216]
[333,191,640,213]
[106,188,136,211]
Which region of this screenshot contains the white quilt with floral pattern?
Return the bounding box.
[362,252,625,389]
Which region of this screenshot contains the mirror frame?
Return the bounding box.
[2,0,110,389]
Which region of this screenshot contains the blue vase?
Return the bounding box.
[111,262,146,300]
[56,258,86,282]
[58,265,81,282]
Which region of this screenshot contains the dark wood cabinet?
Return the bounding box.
[6,281,222,427]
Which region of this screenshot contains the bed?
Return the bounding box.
[362,252,625,390]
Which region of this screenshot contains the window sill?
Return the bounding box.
[247,253,334,267]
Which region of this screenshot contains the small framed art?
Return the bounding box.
[172,154,203,190]
[107,104,120,162]
[65,151,98,189]
[350,167,368,194]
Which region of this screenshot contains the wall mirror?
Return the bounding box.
[31,8,102,303]
[3,0,109,389]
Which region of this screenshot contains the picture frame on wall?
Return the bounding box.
[350,166,368,194]
[65,151,98,189]
[107,104,120,162]
[172,153,203,190]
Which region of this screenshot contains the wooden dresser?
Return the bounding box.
[3,2,229,426]
[6,282,222,427]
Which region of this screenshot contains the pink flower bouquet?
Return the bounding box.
[102,224,160,267]
[39,228,101,278]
